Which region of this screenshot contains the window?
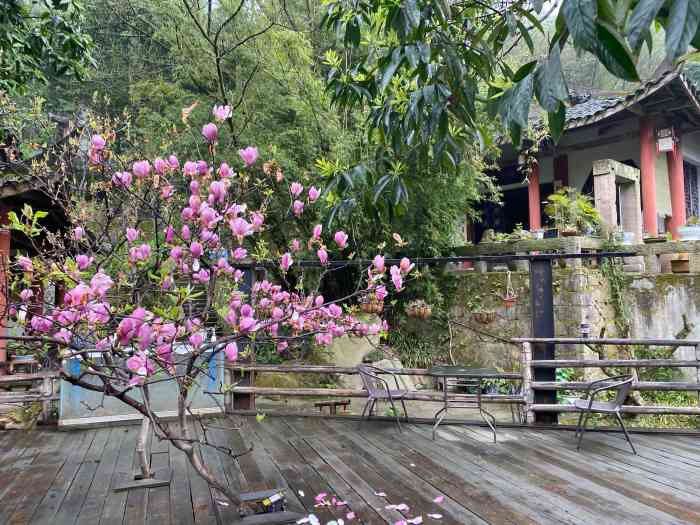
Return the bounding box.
[684,161,698,218]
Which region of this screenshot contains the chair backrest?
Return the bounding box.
[611,375,635,408]
[357,365,386,396]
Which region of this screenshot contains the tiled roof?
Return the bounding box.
[565,96,623,122]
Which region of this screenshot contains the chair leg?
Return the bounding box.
[480,408,497,443]
[432,408,447,441]
[359,398,373,429]
[575,410,585,438]
[400,398,409,421]
[576,411,590,451]
[615,412,637,455]
[388,397,402,432]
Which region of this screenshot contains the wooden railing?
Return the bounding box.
[0,371,60,423]
[514,337,700,422]
[223,364,523,415]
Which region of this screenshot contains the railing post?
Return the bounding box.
[530,257,557,423]
[695,344,700,409]
[521,342,534,424]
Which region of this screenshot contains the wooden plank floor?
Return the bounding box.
[1,417,700,524]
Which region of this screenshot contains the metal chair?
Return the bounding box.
[357,364,409,431]
[574,374,637,454]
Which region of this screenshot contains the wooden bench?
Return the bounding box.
[313,399,351,415]
[0,371,60,423]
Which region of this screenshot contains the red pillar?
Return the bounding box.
[0,205,10,376]
[640,118,658,236]
[528,161,542,230]
[667,135,686,239]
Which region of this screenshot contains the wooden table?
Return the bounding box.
[427,365,498,442]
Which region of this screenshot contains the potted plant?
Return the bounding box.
[678,216,700,241]
[544,187,601,237]
[405,299,432,319]
[472,309,497,324]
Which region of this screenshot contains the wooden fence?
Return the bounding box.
[515,337,700,422]
[224,337,700,426]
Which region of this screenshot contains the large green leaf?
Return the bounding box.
[594,21,640,81]
[562,0,598,52]
[380,48,403,91]
[626,0,665,52]
[548,103,567,143]
[498,73,534,144]
[666,0,700,61]
[535,43,569,112]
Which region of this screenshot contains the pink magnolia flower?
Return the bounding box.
[129,244,151,263]
[132,160,151,179]
[219,162,232,178]
[233,247,247,260]
[213,104,232,121]
[202,123,218,143]
[168,154,179,170]
[251,211,265,231]
[312,224,322,240]
[209,180,226,203]
[238,146,258,167]
[290,182,303,197]
[154,158,167,174]
[290,239,301,252]
[19,288,33,302]
[112,171,132,188]
[223,342,238,361]
[183,160,197,177]
[373,255,386,273]
[90,271,113,297]
[76,254,93,270]
[17,256,33,272]
[181,207,194,221]
[390,265,403,291]
[197,160,209,175]
[54,328,72,344]
[193,269,210,283]
[239,316,257,333]
[308,186,320,203]
[188,332,205,348]
[317,248,329,266]
[190,242,203,259]
[399,257,414,274]
[30,315,52,333]
[190,180,200,194]
[91,134,106,150]
[72,226,85,240]
[375,285,388,301]
[230,217,252,242]
[280,253,293,272]
[126,351,154,385]
[334,231,348,249]
[165,225,175,243]
[65,283,91,306]
[126,228,139,243]
[292,200,304,217]
[182,225,191,240]
[161,185,174,199]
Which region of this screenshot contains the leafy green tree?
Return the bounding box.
[322,0,700,209]
[0,0,93,95]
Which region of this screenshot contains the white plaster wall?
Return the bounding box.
[682,130,700,164]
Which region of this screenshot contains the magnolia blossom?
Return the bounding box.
[168,154,179,170]
[90,272,113,297]
[154,158,167,174]
[317,248,329,265]
[400,257,415,274]
[72,226,85,240]
[213,104,232,121]
[19,288,33,302]
[193,269,210,283]
[126,228,139,243]
[224,342,238,361]
[133,160,151,179]
[190,241,203,259]
[161,185,174,199]
[280,253,293,272]
[312,224,322,240]
[292,200,304,217]
[202,123,218,143]
[290,182,303,197]
[232,247,247,260]
[126,351,155,386]
[230,217,252,242]
[375,285,388,301]
[129,244,151,263]
[308,186,320,203]
[76,254,93,270]
[17,256,33,272]
[91,134,106,150]
[238,146,258,167]
[290,239,301,252]
[183,161,197,177]
[334,231,348,249]
[373,255,385,273]
[390,265,403,291]
[112,171,132,188]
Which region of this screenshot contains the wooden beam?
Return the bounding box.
[513,337,700,346]
[528,359,700,368]
[532,381,700,391]
[531,404,700,415]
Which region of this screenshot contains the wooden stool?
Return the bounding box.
[314,399,351,415]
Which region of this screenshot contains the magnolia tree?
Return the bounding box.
[2,105,414,507]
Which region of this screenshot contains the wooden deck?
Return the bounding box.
[1,417,700,524]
